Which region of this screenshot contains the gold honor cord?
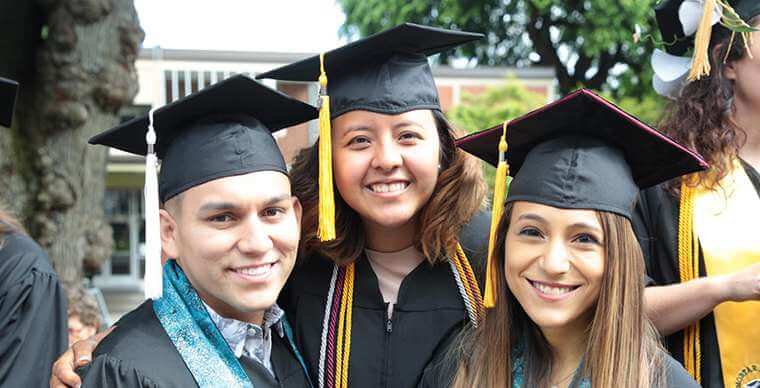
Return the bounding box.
[678,177,701,384]
[334,263,354,388]
[322,244,483,387]
[452,243,485,323]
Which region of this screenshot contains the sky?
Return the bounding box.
[134,0,347,53]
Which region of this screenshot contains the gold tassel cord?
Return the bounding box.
[688,0,717,81]
[691,217,702,385]
[456,244,484,321]
[335,263,354,388]
[329,250,475,387]
[338,264,354,388]
[678,177,701,384]
[317,52,336,242]
[453,245,484,322]
[484,122,511,308]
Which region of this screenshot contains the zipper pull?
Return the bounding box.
[386,318,393,333]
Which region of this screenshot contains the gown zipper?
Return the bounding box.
[382,302,394,388]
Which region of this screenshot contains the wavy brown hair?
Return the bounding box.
[660,16,760,193]
[451,204,666,388]
[290,109,486,264]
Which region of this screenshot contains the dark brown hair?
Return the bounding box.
[290,109,486,264]
[660,16,760,193]
[452,204,666,388]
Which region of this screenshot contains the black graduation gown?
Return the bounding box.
[0,231,67,388]
[279,212,489,388]
[417,329,700,388]
[632,160,760,388]
[76,300,311,388]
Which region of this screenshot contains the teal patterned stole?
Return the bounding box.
[153,260,312,387]
[511,349,590,388]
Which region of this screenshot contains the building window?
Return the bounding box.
[163,70,256,103]
[100,189,145,283]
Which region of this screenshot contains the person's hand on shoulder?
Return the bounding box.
[50,327,113,388]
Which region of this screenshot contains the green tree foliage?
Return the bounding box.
[606,93,667,127]
[448,79,546,194]
[337,0,658,98]
[446,79,667,196]
[448,78,546,133]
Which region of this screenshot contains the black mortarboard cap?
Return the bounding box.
[256,23,482,242]
[89,74,317,202]
[457,89,709,219]
[256,23,483,118]
[1,78,19,127]
[656,0,760,56]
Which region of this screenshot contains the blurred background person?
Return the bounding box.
[65,285,102,346]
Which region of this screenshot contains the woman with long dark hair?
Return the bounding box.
[421,90,702,388]
[637,1,760,386]
[259,24,490,388]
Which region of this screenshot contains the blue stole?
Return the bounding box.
[153,260,312,387]
[511,349,590,388]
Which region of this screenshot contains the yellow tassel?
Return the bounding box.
[688,0,716,81]
[317,52,336,242]
[484,122,510,308]
[678,176,701,383]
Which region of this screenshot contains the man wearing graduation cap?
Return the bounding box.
[0,78,69,387]
[74,75,316,387]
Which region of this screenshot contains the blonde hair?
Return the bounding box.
[0,203,26,248]
[452,204,666,388]
[66,285,101,329]
[290,110,486,264]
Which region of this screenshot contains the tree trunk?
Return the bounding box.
[0,0,144,285]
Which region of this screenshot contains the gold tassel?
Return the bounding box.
[484,122,511,308]
[688,0,716,81]
[678,176,701,383]
[317,53,336,242]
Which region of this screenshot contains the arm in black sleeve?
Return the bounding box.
[0,234,67,388]
[632,189,657,286]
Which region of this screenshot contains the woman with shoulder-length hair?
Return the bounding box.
[256,23,489,388]
[637,1,760,386]
[421,90,704,388]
